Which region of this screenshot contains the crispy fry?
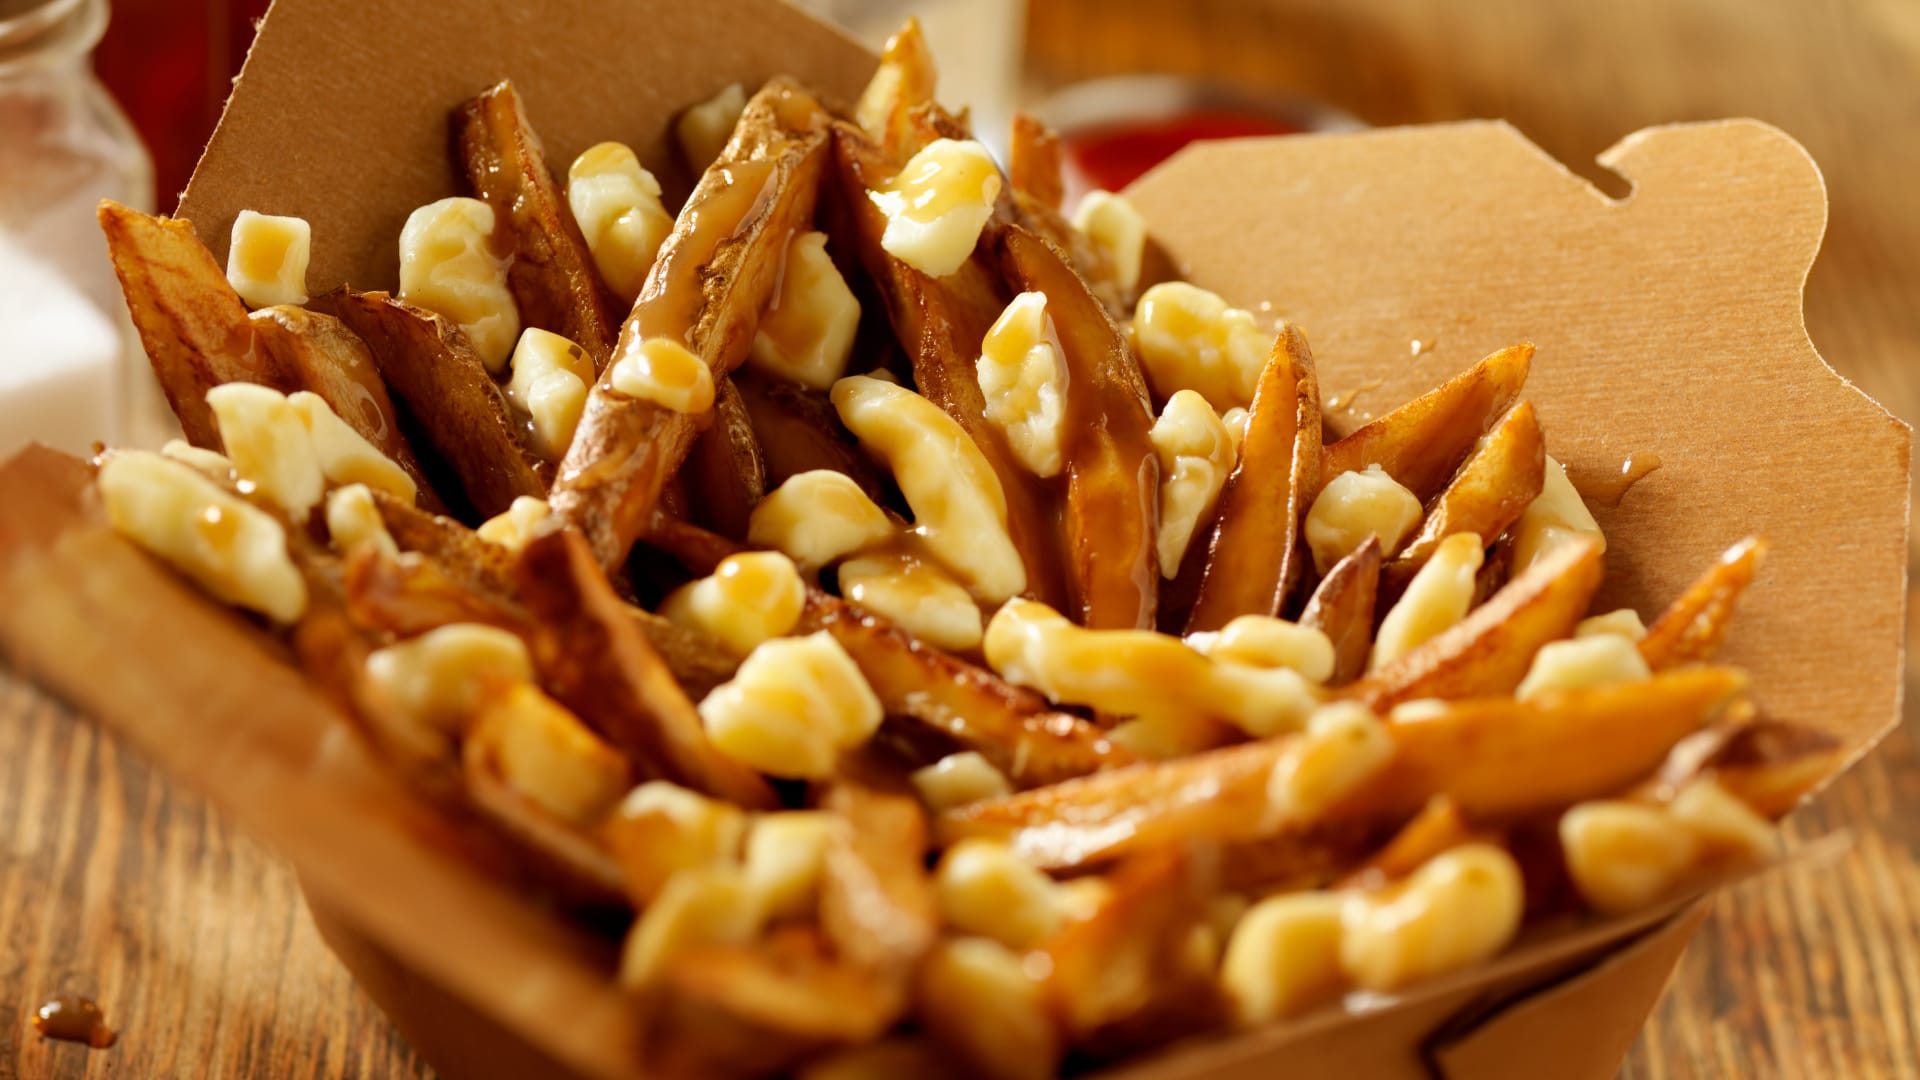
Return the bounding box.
[461,763,629,907]
[818,772,939,984]
[455,80,620,368]
[1337,795,1476,888]
[551,81,830,568]
[1639,536,1770,670]
[249,303,443,511]
[1298,535,1381,686]
[1322,343,1533,501]
[514,529,778,809]
[1000,226,1159,629]
[1008,112,1065,210]
[1346,535,1604,711]
[1185,326,1321,632]
[1041,844,1226,1057]
[685,374,768,539]
[1382,400,1544,595]
[734,368,887,496]
[98,201,290,449]
[941,667,1743,872]
[853,18,939,160]
[344,547,524,637]
[799,596,1134,787]
[327,288,549,518]
[833,123,1069,609]
[1649,716,1841,818]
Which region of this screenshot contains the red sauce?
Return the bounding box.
[1061,110,1302,193]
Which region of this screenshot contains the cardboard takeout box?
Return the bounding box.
[0,0,1908,1076]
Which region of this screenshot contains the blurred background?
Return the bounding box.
[2,0,1914,1075]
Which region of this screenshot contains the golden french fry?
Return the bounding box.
[514,529,779,810]
[1008,111,1064,210]
[1382,399,1545,594]
[734,368,889,496]
[461,743,629,908]
[1185,326,1321,632]
[455,80,620,368]
[1346,535,1603,710]
[685,374,768,539]
[832,123,1069,611]
[853,18,940,160]
[98,201,291,449]
[551,80,830,568]
[248,304,443,512]
[1000,225,1159,629]
[1322,343,1533,502]
[343,547,524,638]
[1639,536,1769,670]
[818,772,939,985]
[327,288,549,518]
[1298,534,1381,687]
[1336,795,1476,888]
[1648,716,1841,819]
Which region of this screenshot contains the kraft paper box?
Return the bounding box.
[0,0,1908,1076]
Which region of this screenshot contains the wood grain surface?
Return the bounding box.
[4,1,1917,1078]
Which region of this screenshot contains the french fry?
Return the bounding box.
[343,547,525,638]
[1185,326,1321,632]
[1298,535,1381,687]
[832,123,1069,610]
[1648,715,1841,819]
[1000,225,1159,629]
[684,374,768,539]
[1008,111,1065,210]
[1639,536,1769,670]
[461,759,629,907]
[1322,343,1533,501]
[1336,795,1477,888]
[733,368,888,496]
[455,80,620,368]
[817,772,939,986]
[1346,535,1604,711]
[1382,399,1545,595]
[98,201,291,449]
[514,529,779,809]
[853,18,939,160]
[551,80,831,568]
[327,288,550,518]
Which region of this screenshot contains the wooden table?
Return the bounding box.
[6,1,1919,1077]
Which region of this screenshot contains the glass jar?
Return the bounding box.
[0,0,162,457]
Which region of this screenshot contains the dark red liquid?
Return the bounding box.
[1061,110,1301,194]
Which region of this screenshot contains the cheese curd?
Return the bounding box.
[697,631,883,779]
[660,551,807,659]
[476,495,551,552]
[1561,779,1777,916]
[1514,634,1652,700]
[935,838,1064,950]
[363,623,534,737]
[609,336,716,414]
[984,598,1320,746]
[1266,703,1394,822]
[97,450,307,624]
[1221,892,1346,1024]
[910,752,1013,814]
[1131,281,1272,411]
[675,82,746,171]
[1511,455,1605,575]
[1150,389,1236,577]
[160,438,234,481]
[1305,464,1423,575]
[1370,532,1484,670]
[206,382,325,518]
[225,210,310,309]
[1192,615,1336,684]
[466,682,628,827]
[1071,190,1146,295]
[566,141,674,303]
[603,780,749,904]
[324,483,399,558]
[838,547,984,653]
[869,138,1002,278]
[1338,843,1524,992]
[745,810,838,920]
[746,470,895,572]
[916,938,1060,1080]
[398,197,519,372]
[1576,608,1648,641]
[832,375,1026,603]
[748,231,862,391]
[976,291,1069,478]
[504,328,595,460]
[619,863,765,989]
[287,390,417,502]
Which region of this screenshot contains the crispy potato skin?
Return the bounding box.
[1185,325,1321,632]
[1000,226,1159,629]
[328,289,550,519]
[551,81,831,569]
[1323,343,1533,501]
[455,81,620,369]
[1347,535,1604,711]
[818,773,938,983]
[1640,536,1770,670]
[1008,111,1065,210]
[98,201,292,449]
[1299,534,1382,686]
[734,368,887,497]
[685,374,767,540]
[1383,399,1545,595]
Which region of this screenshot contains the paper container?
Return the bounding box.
[0,0,1908,1075]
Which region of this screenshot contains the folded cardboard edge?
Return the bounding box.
[0,444,1855,1080]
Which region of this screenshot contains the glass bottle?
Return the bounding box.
[0,0,161,457]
